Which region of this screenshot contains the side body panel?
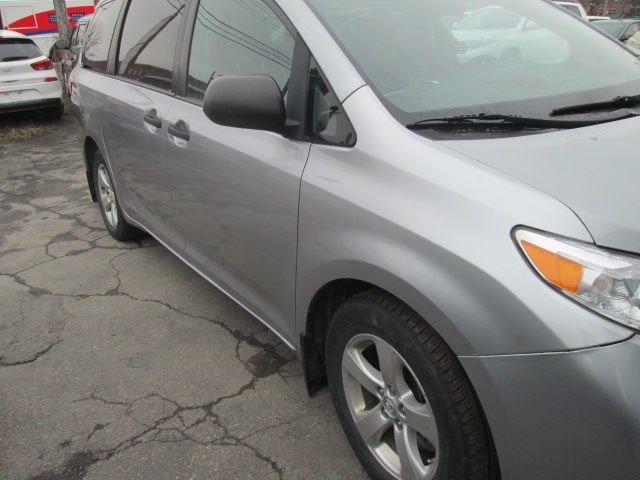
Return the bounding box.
[72,67,113,169]
[100,79,181,251]
[296,86,632,357]
[164,99,311,346]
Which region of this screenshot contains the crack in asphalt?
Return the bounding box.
[62,384,289,480]
[0,339,63,367]
[2,249,292,476]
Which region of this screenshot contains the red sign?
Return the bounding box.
[7,6,95,36]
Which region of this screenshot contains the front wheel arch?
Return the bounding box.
[302,277,467,391]
[300,265,475,391]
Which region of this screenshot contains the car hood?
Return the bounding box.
[440,117,640,254]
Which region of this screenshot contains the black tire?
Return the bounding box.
[326,291,490,480]
[92,151,145,241]
[43,104,64,119]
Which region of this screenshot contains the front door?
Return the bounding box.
[165,0,309,344]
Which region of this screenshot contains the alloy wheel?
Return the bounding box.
[97,164,118,229]
[342,334,439,480]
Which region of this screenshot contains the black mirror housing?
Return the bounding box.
[203,75,285,134]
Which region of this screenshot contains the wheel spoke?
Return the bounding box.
[374,338,402,391]
[355,408,392,446]
[343,348,384,396]
[395,426,425,480]
[98,168,110,191]
[402,395,439,449]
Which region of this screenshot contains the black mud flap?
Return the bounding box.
[300,334,327,397]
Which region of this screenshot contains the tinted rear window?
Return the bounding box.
[0,38,41,62]
[83,0,122,73]
[117,0,186,90]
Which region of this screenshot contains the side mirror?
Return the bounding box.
[203,75,285,134]
[55,39,69,49]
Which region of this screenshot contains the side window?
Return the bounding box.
[307,60,356,147]
[117,0,186,91]
[83,0,121,73]
[186,0,295,103]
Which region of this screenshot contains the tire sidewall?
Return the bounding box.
[326,297,475,480]
[93,153,124,238]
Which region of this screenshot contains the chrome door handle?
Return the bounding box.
[168,120,190,141]
[143,109,162,129]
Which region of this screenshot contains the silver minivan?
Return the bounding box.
[71,1,640,479]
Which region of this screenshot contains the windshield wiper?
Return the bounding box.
[551,95,640,117]
[407,113,605,130]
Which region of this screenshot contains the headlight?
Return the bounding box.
[515,228,640,331]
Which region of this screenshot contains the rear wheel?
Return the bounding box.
[92,151,145,241]
[326,291,490,480]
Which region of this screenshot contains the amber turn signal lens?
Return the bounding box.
[521,241,583,293]
[515,228,640,330]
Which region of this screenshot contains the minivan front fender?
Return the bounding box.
[296,87,632,358]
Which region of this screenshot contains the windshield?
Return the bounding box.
[305,0,640,131]
[594,21,626,38]
[455,7,521,30]
[0,38,41,62]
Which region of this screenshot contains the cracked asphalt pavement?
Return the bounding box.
[0,114,369,480]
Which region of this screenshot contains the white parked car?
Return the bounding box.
[452,6,525,54]
[456,6,570,66]
[553,1,588,19]
[0,29,62,118]
[453,3,586,61]
[467,20,570,65]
